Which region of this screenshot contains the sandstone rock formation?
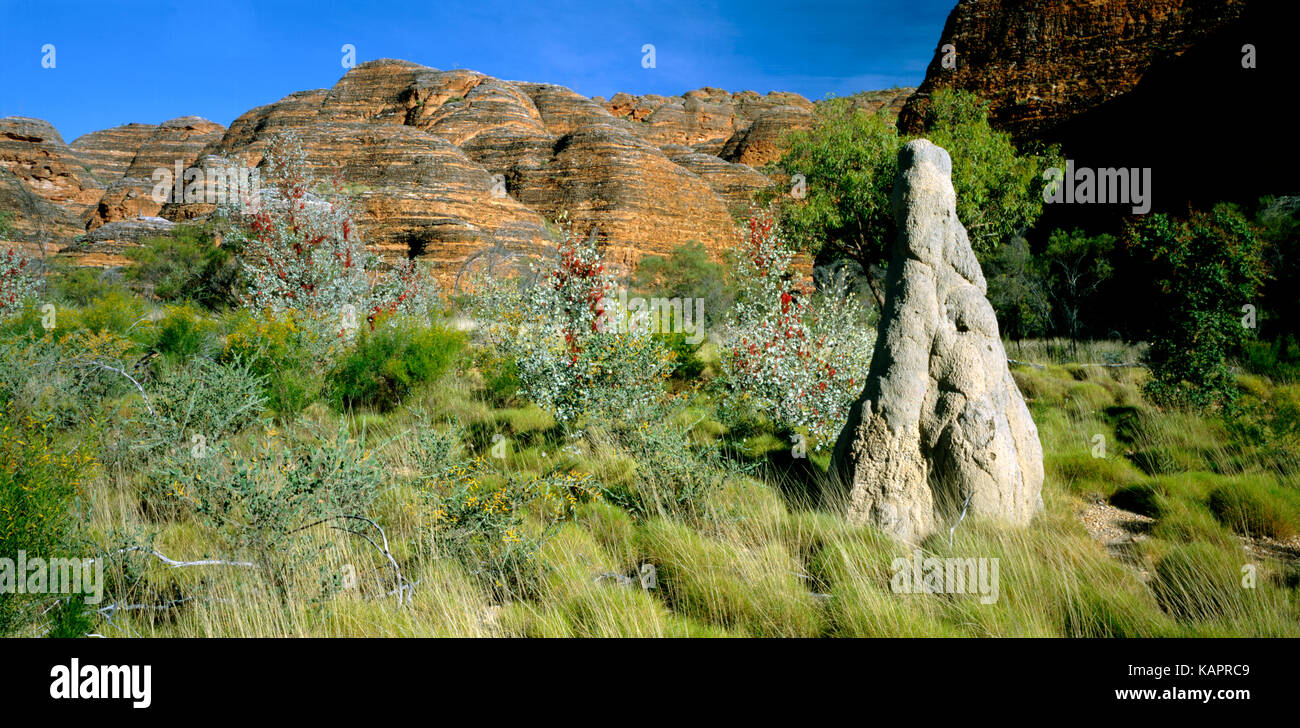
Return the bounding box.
[832,139,1043,542]
[0,117,104,209]
[1,58,908,281]
[82,116,226,231]
[0,167,85,244]
[68,122,159,181]
[897,0,1251,140]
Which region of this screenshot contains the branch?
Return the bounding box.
[113,546,257,568]
[86,361,155,416]
[291,515,411,605]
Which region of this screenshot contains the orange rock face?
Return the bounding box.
[0,117,104,209]
[1,59,897,281]
[897,0,1251,140]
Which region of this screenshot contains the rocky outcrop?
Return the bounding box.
[78,117,227,231]
[832,140,1043,542]
[0,167,84,245]
[508,124,738,273]
[70,123,160,182]
[898,0,1252,140]
[661,145,773,217]
[0,117,104,208]
[2,58,902,278]
[599,87,814,153]
[59,217,178,267]
[181,62,753,278]
[717,105,815,169]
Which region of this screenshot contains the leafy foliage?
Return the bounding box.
[468,222,672,431]
[1124,205,1268,408]
[131,356,267,463]
[772,88,1056,278]
[221,131,439,329]
[151,424,385,601]
[0,405,94,635]
[327,315,465,412]
[123,225,241,308]
[0,244,39,316]
[718,211,873,445]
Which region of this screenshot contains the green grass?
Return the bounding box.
[5,302,1300,638]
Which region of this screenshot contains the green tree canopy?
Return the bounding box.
[770,88,1057,305]
[1124,204,1269,408]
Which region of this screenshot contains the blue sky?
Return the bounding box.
[0,0,956,143]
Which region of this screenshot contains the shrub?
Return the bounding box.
[771,88,1055,299]
[467,221,672,431]
[62,289,148,337]
[132,357,267,464]
[1124,205,1268,408]
[629,240,734,328]
[658,331,705,380]
[220,310,327,419]
[474,350,522,407]
[1241,335,1300,381]
[0,324,139,428]
[47,264,126,307]
[151,423,385,601]
[422,454,601,599]
[1,244,41,316]
[327,316,465,412]
[222,131,438,325]
[145,304,220,366]
[598,407,753,521]
[718,211,873,445]
[0,405,95,635]
[123,225,240,308]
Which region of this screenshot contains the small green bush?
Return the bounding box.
[658,332,705,380]
[220,310,324,419]
[151,423,385,601]
[475,351,522,407]
[328,317,465,412]
[422,454,600,599]
[146,304,220,366]
[0,405,95,635]
[48,264,128,307]
[124,225,240,309]
[63,290,148,337]
[132,357,266,464]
